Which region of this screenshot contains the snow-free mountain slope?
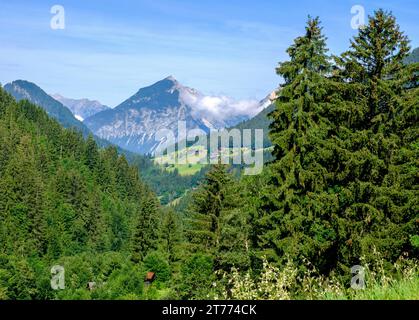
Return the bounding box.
[84,76,265,155]
[4,80,91,136]
[51,94,109,121]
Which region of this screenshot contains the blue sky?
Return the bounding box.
[0,0,418,107]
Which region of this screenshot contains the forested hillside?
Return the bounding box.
[4,80,91,137]
[232,104,275,148]
[2,80,205,205]
[123,154,207,205]
[0,87,165,299]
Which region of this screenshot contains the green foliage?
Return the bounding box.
[143,252,171,283]
[0,87,165,300]
[178,254,215,299]
[4,80,91,137]
[185,165,233,253]
[0,9,417,301]
[233,104,275,148]
[329,9,418,268]
[254,16,338,272]
[133,155,210,205]
[247,11,418,277]
[215,251,419,300]
[160,208,182,264]
[97,264,144,300]
[410,235,419,250]
[185,165,251,272]
[131,192,160,262]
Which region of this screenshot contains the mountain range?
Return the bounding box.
[3,80,119,151]
[2,77,272,155]
[3,47,417,156]
[51,94,109,121]
[84,76,270,154]
[3,80,91,137]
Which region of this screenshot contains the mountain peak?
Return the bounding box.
[51,93,64,99]
[164,75,177,82]
[157,75,181,89]
[127,76,186,105]
[10,79,31,85]
[7,80,38,93]
[51,94,109,121]
[4,79,91,136]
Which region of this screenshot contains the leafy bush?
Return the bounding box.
[178,254,215,299]
[143,252,171,283]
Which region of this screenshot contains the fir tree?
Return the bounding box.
[161,208,182,264]
[257,17,338,271]
[185,164,232,254]
[331,10,418,267]
[186,164,250,271]
[131,190,160,262]
[84,134,99,171]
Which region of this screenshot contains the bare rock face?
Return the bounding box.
[51,94,109,122]
[84,76,269,155]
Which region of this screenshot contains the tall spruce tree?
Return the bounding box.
[331,10,418,267]
[131,190,160,263]
[255,17,339,272]
[186,165,231,252]
[84,135,99,171]
[186,164,250,271]
[160,208,182,264]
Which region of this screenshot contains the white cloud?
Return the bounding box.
[179,87,263,124]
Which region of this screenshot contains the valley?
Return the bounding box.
[1,7,418,302]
